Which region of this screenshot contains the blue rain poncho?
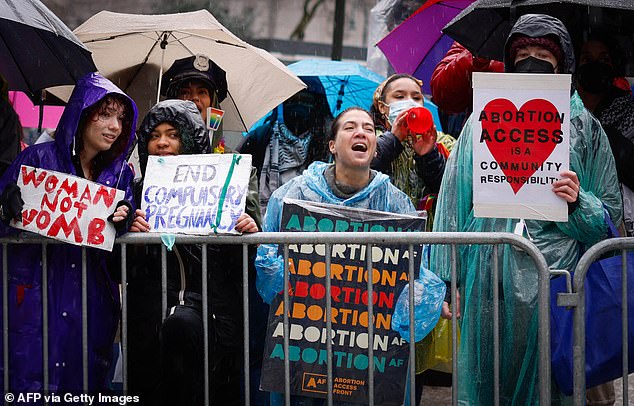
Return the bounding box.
[255,161,446,341]
[430,14,623,405]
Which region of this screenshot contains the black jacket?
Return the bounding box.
[371,130,446,195]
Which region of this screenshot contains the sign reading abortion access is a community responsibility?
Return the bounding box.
[12,166,124,251]
[141,153,252,235]
[260,199,426,405]
[472,72,571,221]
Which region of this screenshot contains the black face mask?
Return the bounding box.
[576,62,614,94]
[283,102,313,121]
[513,56,555,74]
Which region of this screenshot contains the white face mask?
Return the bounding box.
[387,98,422,125]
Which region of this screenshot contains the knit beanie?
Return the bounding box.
[509,35,563,68]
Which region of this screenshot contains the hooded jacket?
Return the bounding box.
[126,100,264,404]
[0,73,137,393]
[431,14,622,405]
[130,99,215,301]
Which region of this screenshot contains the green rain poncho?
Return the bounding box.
[430,14,623,405]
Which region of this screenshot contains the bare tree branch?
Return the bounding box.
[290,0,325,41]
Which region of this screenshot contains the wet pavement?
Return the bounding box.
[420,375,634,406]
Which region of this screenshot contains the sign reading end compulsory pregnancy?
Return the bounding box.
[260,199,426,405]
[141,153,252,235]
[12,165,124,251]
[472,72,571,221]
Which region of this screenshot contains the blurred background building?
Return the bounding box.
[41,0,393,63]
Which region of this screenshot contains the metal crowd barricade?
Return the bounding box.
[1,231,552,406]
[570,237,634,405]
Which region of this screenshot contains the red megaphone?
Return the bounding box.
[406,106,433,135]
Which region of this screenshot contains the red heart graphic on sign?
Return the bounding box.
[480,98,563,194]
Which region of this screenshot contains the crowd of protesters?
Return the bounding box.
[0,7,632,406]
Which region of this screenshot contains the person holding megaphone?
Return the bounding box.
[370,74,455,229]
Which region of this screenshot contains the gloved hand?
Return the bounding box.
[0,182,24,225]
[107,200,134,234]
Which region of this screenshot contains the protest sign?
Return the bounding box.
[141,153,252,235]
[12,165,123,251]
[472,72,571,221]
[260,199,426,405]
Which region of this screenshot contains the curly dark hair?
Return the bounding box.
[75,94,133,180]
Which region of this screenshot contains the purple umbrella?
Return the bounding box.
[377,0,475,94]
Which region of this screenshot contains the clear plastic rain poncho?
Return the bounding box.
[255,161,446,340]
[256,161,446,405]
[430,14,623,405]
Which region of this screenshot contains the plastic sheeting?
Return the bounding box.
[255,161,445,342]
[431,90,622,404]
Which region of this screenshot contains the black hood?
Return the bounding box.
[504,14,575,75]
[137,99,210,175]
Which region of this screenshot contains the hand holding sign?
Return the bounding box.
[0,182,24,224]
[130,209,150,233]
[552,170,580,203]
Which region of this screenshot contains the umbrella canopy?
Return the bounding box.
[287,59,385,116]
[0,0,96,101]
[8,91,64,129]
[50,10,305,132]
[443,0,634,74]
[377,0,475,94]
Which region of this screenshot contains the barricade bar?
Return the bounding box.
[407,243,415,406]
[120,244,128,394]
[202,245,210,406]
[492,245,500,406]
[3,244,8,406]
[41,244,49,403]
[242,244,250,404]
[365,243,374,406]
[0,231,551,405]
[81,248,88,396]
[451,244,458,406]
[573,237,634,405]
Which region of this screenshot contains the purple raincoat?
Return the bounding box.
[0,73,137,393]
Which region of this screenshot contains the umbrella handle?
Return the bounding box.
[38,91,44,134]
[155,33,169,104]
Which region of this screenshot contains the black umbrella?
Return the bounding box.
[442,0,634,74]
[0,0,96,102]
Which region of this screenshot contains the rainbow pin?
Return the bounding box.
[206,107,225,131]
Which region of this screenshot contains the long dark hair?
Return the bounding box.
[75,94,133,180]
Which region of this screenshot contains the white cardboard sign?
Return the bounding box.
[472,72,571,221]
[12,166,124,251]
[141,154,252,235]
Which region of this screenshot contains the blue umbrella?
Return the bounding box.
[246,59,444,133]
[287,59,385,116]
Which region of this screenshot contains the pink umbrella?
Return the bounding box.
[377,0,475,94]
[9,91,64,129]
